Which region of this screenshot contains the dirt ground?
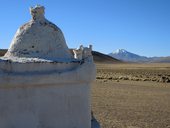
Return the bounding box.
[91,63,170,128]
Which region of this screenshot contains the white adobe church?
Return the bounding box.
[0,5,100,128]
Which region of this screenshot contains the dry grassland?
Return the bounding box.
[92,63,170,128]
[96,63,170,83]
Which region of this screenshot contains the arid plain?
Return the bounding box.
[92,63,170,128]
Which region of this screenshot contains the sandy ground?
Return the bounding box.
[91,63,170,128]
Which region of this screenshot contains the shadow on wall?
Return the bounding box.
[91,111,101,128]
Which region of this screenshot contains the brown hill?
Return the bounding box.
[92,51,121,63]
[0,49,121,63]
[0,49,7,56]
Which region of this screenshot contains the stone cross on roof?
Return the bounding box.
[30,5,45,20]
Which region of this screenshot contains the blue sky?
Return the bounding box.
[0,0,170,57]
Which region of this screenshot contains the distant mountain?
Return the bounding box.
[151,57,170,63]
[109,49,150,62]
[109,49,170,63]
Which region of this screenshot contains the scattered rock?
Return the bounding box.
[103,80,107,82]
[116,80,119,82]
[159,76,170,83]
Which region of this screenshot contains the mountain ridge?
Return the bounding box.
[0,49,122,64]
[109,49,170,63]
